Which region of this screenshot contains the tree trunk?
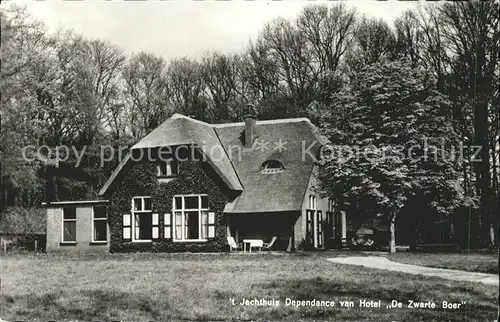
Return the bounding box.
[496,157,500,318]
[490,224,495,248]
[389,212,396,253]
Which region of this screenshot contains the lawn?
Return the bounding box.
[389,251,498,274]
[0,252,497,321]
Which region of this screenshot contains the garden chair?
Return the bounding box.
[227,236,241,252]
[262,236,277,251]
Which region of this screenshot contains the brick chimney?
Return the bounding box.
[244,104,257,148]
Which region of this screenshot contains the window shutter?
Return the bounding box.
[207,212,216,238]
[123,214,131,240]
[152,213,159,239]
[164,213,172,239]
[166,161,172,176]
[171,161,178,175]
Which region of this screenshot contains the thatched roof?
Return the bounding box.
[133,114,244,191]
[99,114,328,214]
[99,114,243,195]
[214,118,326,213]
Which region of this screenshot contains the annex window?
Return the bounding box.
[92,206,107,242]
[308,195,317,210]
[172,195,215,241]
[261,160,284,174]
[132,196,153,241]
[157,160,178,177]
[62,207,77,243]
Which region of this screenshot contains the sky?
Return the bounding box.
[4,1,419,61]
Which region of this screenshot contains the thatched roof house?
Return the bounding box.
[45,112,348,253]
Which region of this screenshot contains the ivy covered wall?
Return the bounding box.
[104,153,231,253]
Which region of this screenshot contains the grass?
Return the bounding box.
[0,252,497,321]
[389,251,498,274]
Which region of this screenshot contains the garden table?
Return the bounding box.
[243,239,263,253]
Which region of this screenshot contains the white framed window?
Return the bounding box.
[308,195,317,210]
[172,195,215,241]
[62,207,77,243]
[132,196,153,241]
[157,160,178,177]
[92,206,107,243]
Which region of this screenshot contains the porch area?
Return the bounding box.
[225,209,347,252]
[225,212,299,251]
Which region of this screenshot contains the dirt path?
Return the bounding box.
[327,256,498,285]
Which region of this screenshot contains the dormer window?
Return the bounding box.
[261,160,284,174]
[157,160,178,178]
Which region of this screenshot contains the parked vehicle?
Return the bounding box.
[351,226,375,249]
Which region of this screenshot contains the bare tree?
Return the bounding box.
[68,39,126,144]
[201,52,246,122]
[345,16,397,73]
[166,58,209,121]
[123,52,170,138]
[415,5,451,92]
[440,2,499,247]
[259,18,319,115]
[394,10,423,67]
[241,39,281,103]
[297,3,357,73]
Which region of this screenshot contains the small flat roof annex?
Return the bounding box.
[42,200,110,207]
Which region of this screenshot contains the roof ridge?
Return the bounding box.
[211,127,245,190]
[171,113,212,127]
[211,117,311,128]
[169,113,329,145]
[171,113,313,128]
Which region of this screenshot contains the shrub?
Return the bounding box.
[0,207,45,234]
